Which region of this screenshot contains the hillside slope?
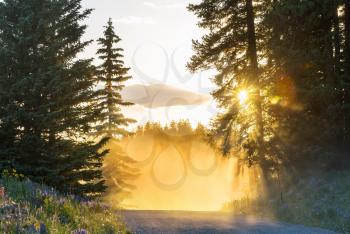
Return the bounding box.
[0,176,129,233]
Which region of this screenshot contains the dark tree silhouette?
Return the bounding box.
[0,0,107,195]
[95,18,135,138]
[95,19,138,203]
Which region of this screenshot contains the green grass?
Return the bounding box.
[0,176,129,233]
[222,171,350,233]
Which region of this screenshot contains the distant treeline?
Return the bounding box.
[135,120,207,138]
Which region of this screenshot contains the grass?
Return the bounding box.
[222,171,350,234]
[0,176,130,233]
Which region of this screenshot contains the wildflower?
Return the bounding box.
[58,198,66,205]
[72,228,88,234]
[41,190,50,197]
[34,223,41,230]
[0,187,5,198]
[40,223,48,234]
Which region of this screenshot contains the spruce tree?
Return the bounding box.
[0,0,107,195]
[95,19,138,203]
[96,18,135,138]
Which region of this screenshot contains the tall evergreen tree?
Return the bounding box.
[95,18,134,138]
[189,0,350,172]
[0,0,107,195]
[95,19,138,203]
[187,0,270,168]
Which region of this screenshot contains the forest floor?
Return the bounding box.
[121,210,338,234]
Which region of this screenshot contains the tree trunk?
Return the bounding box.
[344,0,350,146]
[345,0,350,74]
[107,75,113,138]
[246,0,264,156]
[325,17,335,85]
[246,0,258,72]
[333,1,341,77]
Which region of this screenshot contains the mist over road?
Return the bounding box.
[121,210,338,234]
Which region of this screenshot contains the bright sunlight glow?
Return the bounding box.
[238,90,249,105]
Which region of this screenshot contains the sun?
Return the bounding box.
[238,90,249,105]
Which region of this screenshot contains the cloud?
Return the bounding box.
[122,84,211,108]
[114,16,155,25]
[143,1,187,9]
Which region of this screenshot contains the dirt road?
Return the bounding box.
[121,210,338,234]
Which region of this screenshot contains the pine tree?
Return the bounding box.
[95,19,138,202]
[188,0,350,171]
[95,18,135,138]
[187,0,270,168]
[0,0,107,196]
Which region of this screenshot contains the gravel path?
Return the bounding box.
[121,210,339,234]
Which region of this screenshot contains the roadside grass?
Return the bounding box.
[0,176,129,233]
[222,171,350,234]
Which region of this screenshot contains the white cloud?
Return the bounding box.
[114,16,155,25]
[143,1,187,9]
[122,84,211,108]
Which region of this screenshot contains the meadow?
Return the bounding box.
[0,173,129,234]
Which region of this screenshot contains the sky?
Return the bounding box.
[80,0,218,127]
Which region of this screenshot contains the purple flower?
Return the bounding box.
[72,229,88,234]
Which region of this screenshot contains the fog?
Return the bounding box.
[104,133,265,211]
